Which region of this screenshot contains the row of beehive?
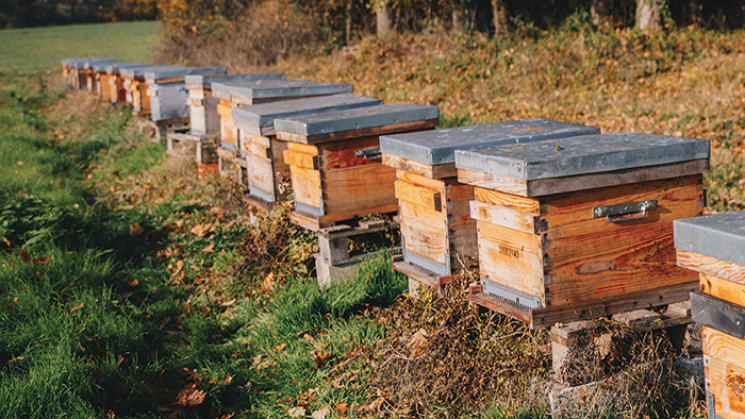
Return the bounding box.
[64,58,741,418]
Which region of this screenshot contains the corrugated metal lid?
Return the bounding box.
[232,94,382,136]
[144,66,227,81]
[379,118,599,166]
[211,79,352,100]
[454,132,710,180]
[274,103,439,137]
[184,73,285,90]
[675,211,745,267]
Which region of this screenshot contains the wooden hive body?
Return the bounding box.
[233,94,382,210]
[456,132,710,328]
[65,57,110,89]
[381,119,600,278]
[120,65,170,113]
[144,66,228,123]
[676,212,745,419]
[276,103,440,230]
[185,74,285,137]
[83,59,115,93]
[211,80,353,155]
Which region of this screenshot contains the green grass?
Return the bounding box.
[0,21,161,74]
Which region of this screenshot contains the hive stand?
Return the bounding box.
[380,119,599,293]
[313,219,399,287]
[139,118,191,142]
[456,132,709,329]
[548,301,700,417]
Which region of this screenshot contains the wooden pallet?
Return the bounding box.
[166,133,218,163]
[139,118,190,141]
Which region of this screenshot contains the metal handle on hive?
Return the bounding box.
[593,200,658,223]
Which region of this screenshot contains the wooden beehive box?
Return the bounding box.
[94,62,145,103]
[143,66,227,123]
[211,80,353,155]
[233,94,382,210]
[102,63,156,105]
[455,132,710,328]
[184,73,285,137]
[275,103,440,231]
[66,57,110,89]
[120,65,171,114]
[675,212,745,419]
[83,59,115,93]
[379,119,600,283]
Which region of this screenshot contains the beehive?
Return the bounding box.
[233,94,382,210]
[64,57,111,89]
[101,63,158,105]
[143,66,228,122]
[456,132,710,328]
[184,73,286,137]
[119,65,171,113]
[92,62,144,102]
[275,103,439,230]
[675,212,745,419]
[379,119,599,283]
[210,80,353,155]
[83,59,115,93]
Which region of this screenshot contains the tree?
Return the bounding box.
[376,0,393,37]
[491,0,508,37]
[636,0,662,31]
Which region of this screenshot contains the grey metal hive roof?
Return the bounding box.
[675,211,745,267]
[184,73,285,90]
[232,94,382,136]
[274,103,439,137]
[210,79,352,100]
[93,62,147,73]
[379,118,599,166]
[144,66,227,82]
[120,65,174,78]
[454,132,710,180]
[66,57,111,69]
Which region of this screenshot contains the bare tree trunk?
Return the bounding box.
[451,3,466,34]
[491,0,508,38]
[376,1,392,37]
[590,0,609,25]
[345,0,352,44]
[636,0,661,31]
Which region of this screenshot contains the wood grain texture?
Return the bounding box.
[477,221,546,302]
[283,149,318,170]
[470,201,538,234]
[290,165,322,210]
[543,175,702,306]
[287,141,319,156]
[706,355,745,419]
[679,250,745,286]
[321,164,398,216]
[692,292,745,340]
[399,199,449,265]
[247,154,274,196]
[382,154,457,179]
[474,187,541,215]
[276,119,438,144]
[395,180,442,212]
[700,273,745,308]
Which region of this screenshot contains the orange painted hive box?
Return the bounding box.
[676,212,745,419]
[275,103,439,231]
[455,132,710,328]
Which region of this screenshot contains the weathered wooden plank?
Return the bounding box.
[247,154,275,198]
[277,119,438,145]
[474,187,541,215]
[706,354,745,419]
[283,149,319,170]
[692,292,745,340]
[700,273,745,308]
[398,198,448,264]
[395,180,442,212]
[477,220,546,302]
[679,250,745,286]
[290,165,322,211]
[287,141,319,156]
[321,164,398,216]
[382,154,457,179]
[470,200,538,235]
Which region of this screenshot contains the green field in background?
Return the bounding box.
[0,21,161,73]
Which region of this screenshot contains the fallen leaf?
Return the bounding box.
[177,388,206,406]
[288,407,306,418]
[19,249,30,263]
[312,407,330,419]
[129,222,144,236]
[407,328,429,358]
[201,242,215,253]
[32,255,50,265]
[310,350,332,367]
[274,343,287,352]
[68,302,84,314]
[16,161,23,166]
[117,354,124,366]
[124,277,139,286]
[335,401,349,414]
[2,236,10,247]
[220,299,236,307]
